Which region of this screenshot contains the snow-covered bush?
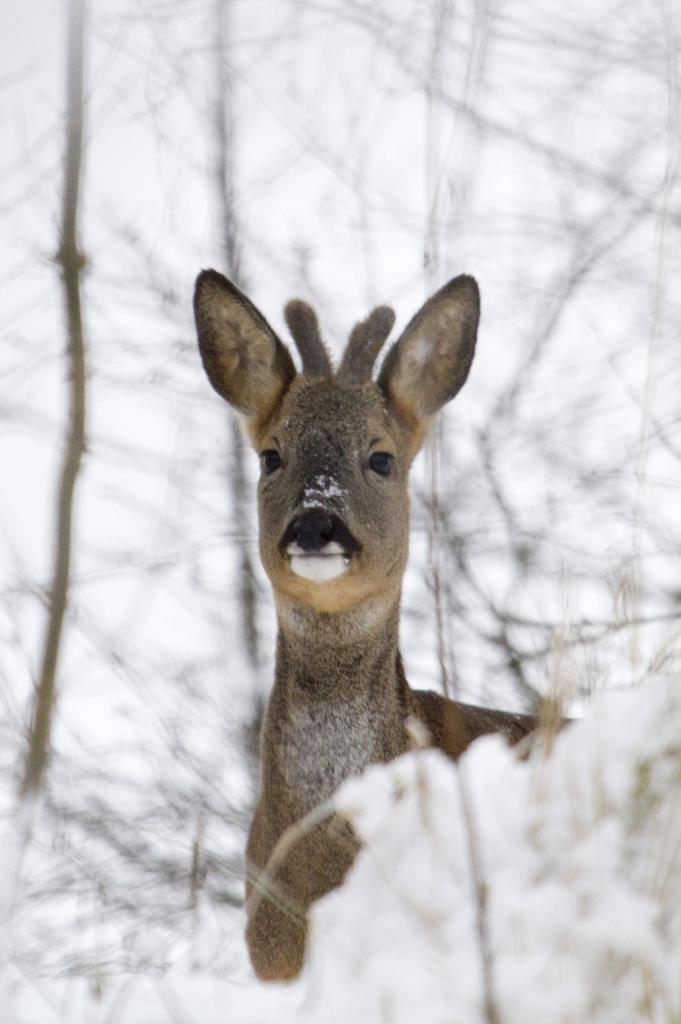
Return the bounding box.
[304,681,681,1023]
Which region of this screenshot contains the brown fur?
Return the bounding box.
[193,269,539,981]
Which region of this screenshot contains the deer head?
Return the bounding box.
[193,270,479,618]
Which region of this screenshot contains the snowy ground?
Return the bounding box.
[306,677,681,1023]
[4,676,680,1023]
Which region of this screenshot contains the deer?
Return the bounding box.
[193,268,538,982]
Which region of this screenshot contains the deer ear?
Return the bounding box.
[377,275,479,425]
[194,269,296,427]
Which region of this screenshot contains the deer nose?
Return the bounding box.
[290,510,336,552]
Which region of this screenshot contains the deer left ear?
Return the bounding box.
[377,275,479,425]
[193,269,296,430]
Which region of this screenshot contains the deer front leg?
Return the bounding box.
[245,807,358,981]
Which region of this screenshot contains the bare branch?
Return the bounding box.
[213,0,260,670]
[19,0,87,800]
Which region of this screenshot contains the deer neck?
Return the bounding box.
[260,594,413,815]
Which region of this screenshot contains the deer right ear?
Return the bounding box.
[377,275,479,428]
[194,269,296,428]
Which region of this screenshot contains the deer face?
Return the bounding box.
[193,270,479,615]
[254,375,412,613]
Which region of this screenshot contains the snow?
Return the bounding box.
[301,475,347,509]
[302,678,681,1023]
[4,679,680,1022]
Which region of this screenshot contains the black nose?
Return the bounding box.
[280,510,362,556]
[290,510,336,552]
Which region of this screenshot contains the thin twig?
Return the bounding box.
[244,798,336,926]
[19,0,87,800]
[428,438,501,1024]
[213,0,260,671]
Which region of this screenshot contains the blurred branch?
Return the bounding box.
[456,764,501,1024]
[314,0,681,226]
[213,0,260,671]
[44,790,244,911]
[19,0,87,800]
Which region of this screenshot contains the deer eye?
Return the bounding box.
[368,451,392,477]
[261,449,282,475]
